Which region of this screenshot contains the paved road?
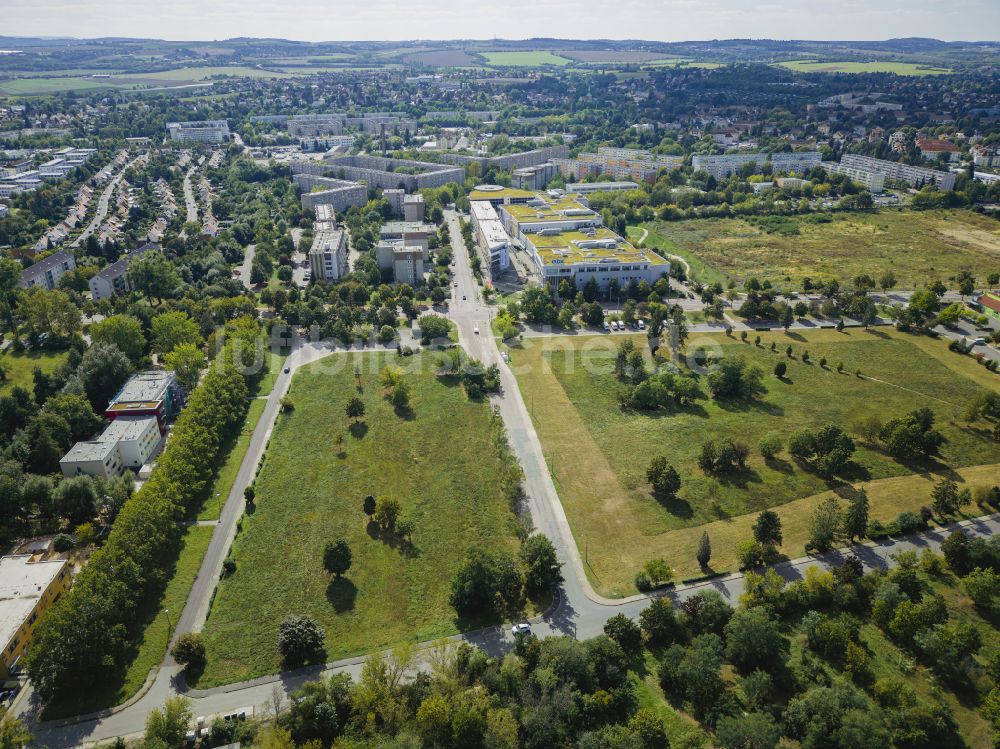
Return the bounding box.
[183,167,198,225]
[17,212,1000,745]
[235,244,256,290]
[73,155,144,247]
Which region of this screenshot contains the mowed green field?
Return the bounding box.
[480,51,574,67]
[644,210,1000,287]
[777,60,951,75]
[515,328,1000,594]
[196,351,522,686]
[0,348,68,395]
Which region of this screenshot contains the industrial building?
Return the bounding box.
[691,151,823,179]
[166,120,230,144]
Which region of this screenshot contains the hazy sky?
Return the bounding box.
[3,0,998,43]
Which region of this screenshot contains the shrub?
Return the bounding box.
[52,533,74,552]
[171,633,206,669]
[774,361,787,378]
[736,539,770,569]
[758,432,783,459]
[277,615,326,665]
[896,511,926,535]
[634,572,653,592]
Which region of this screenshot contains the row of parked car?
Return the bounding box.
[603,319,646,332]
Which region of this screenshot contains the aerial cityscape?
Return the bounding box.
[0,18,999,749]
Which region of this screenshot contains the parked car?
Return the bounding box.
[603,321,611,331]
[637,319,646,330]
[511,622,531,637]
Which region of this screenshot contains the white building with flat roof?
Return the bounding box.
[0,555,72,677]
[59,437,123,478]
[469,201,511,275]
[691,151,822,179]
[824,161,886,193]
[837,154,955,191]
[59,415,162,478]
[308,226,348,282]
[167,120,230,144]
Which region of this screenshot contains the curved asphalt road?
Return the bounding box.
[16,210,999,747]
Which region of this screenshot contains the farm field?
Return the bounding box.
[0,348,68,395]
[404,50,480,67]
[513,328,1000,595]
[0,65,292,95]
[642,209,1000,288]
[43,526,214,719]
[562,50,681,64]
[480,51,574,67]
[196,350,523,686]
[777,59,952,75]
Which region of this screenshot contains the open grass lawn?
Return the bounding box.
[642,209,1000,288]
[0,348,67,395]
[196,351,522,687]
[0,65,292,96]
[42,526,214,719]
[777,60,952,75]
[480,51,574,67]
[197,398,266,521]
[514,328,1000,595]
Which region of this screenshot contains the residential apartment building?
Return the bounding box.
[916,139,960,163]
[0,556,72,677]
[375,241,425,285]
[294,174,368,212]
[971,144,998,167]
[166,120,230,144]
[379,222,435,255]
[21,249,76,290]
[512,163,558,191]
[88,242,162,301]
[291,155,462,191]
[308,225,349,282]
[824,161,887,193]
[565,181,640,194]
[690,151,823,180]
[403,194,425,222]
[552,146,683,183]
[838,154,956,190]
[59,414,161,479]
[469,201,511,276]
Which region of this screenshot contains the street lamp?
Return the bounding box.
[164,607,173,642]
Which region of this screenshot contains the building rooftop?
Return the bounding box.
[503,194,597,224]
[92,242,160,282]
[380,221,435,236]
[59,439,118,464]
[22,249,74,281]
[0,556,67,649]
[110,370,174,407]
[529,227,668,268]
[100,415,157,442]
[468,185,537,202]
[566,181,641,193]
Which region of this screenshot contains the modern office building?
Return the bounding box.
[0,555,72,677]
[836,154,956,191]
[469,201,511,275]
[823,161,887,193]
[552,146,683,183]
[691,151,822,179]
[494,191,668,292]
[59,415,161,479]
[166,120,230,144]
[308,225,349,282]
[21,249,76,290]
[106,370,180,433]
[88,242,162,301]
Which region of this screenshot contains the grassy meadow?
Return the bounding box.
[196,351,523,686]
[513,328,1000,595]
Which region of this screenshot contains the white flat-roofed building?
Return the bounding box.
[824,161,887,193]
[21,249,76,290]
[469,201,511,274]
[566,181,640,194]
[59,437,122,478]
[691,151,822,180]
[0,555,72,677]
[167,120,230,144]
[98,415,160,469]
[309,226,348,282]
[837,153,956,191]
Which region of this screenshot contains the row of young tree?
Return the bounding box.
[24,319,260,702]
